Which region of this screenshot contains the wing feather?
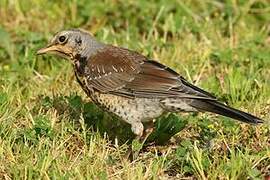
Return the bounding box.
[86,46,144,92]
[85,46,216,100]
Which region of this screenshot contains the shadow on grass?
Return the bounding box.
[36,94,189,145]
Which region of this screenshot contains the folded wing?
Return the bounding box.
[86,46,216,100]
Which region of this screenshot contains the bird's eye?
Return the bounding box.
[58,35,67,43]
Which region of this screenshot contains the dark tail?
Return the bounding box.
[190,100,263,124]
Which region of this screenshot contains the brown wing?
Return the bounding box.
[86,46,145,92]
[118,60,217,99]
[87,46,216,100]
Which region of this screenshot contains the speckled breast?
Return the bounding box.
[90,91,165,123]
[73,62,164,124]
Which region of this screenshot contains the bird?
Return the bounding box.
[37,29,263,141]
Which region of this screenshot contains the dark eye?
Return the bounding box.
[58,35,67,43]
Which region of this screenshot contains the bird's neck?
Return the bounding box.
[73,54,86,73]
[72,39,105,76]
[79,39,105,59]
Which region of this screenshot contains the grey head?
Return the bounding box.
[37,29,104,60]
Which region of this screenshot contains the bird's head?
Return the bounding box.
[37,29,103,60]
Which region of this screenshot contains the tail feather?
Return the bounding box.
[190,100,263,124]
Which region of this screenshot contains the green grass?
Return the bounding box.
[0,0,270,179]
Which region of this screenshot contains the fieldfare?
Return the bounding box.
[37,29,263,140]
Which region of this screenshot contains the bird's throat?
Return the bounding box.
[74,55,88,77]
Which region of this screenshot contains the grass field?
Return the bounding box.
[0,0,270,179]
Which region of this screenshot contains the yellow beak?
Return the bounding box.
[36,44,73,59]
[37,44,56,55]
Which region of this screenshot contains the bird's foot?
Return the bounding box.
[127,127,155,160]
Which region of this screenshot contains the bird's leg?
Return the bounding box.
[124,122,142,160]
[132,121,156,148]
[140,121,155,145]
[131,122,144,138]
[124,122,144,160]
[125,121,155,160]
